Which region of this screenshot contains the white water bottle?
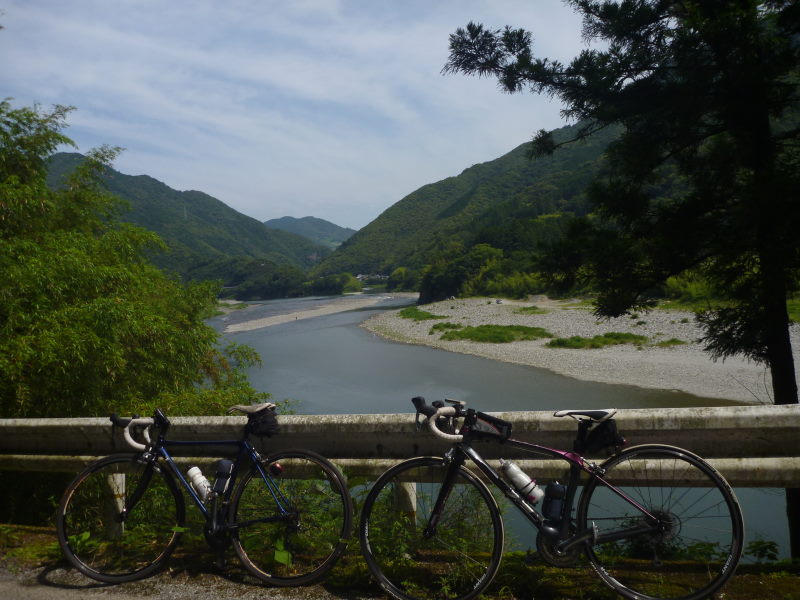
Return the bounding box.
[187,466,212,502]
[499,459,544,504]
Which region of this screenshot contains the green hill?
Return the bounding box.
[46,153,329,277]
[264,216,356,249]
[313,123,616,277]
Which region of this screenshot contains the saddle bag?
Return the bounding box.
[245,405,280,437]
[579,418,625,455]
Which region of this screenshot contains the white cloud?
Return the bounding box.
[2,0,586,229]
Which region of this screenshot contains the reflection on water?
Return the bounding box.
[213,295,788,559]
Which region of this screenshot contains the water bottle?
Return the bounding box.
[499,459,544,504]
[187,466,212,502]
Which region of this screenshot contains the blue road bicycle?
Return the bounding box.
[57,403,353,586]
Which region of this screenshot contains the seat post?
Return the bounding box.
[573,419,592,452]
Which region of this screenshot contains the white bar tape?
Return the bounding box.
[428,406,463,442]
[122,417,154,451]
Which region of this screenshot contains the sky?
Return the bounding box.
[2,1,587,230]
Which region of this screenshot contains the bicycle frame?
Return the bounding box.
[430,436,661,555]
[129,433,292,534]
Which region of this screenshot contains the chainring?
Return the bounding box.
[536,529,583,567]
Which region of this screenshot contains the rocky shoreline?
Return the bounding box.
[362,296,799,403]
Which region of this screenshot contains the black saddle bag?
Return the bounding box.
[578,419,625,455]
[246,406,280,437]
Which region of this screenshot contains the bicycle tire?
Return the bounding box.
[577,444,744,600]
[359,456,504,600]
[230,448,353,586]
[56,454,185,583]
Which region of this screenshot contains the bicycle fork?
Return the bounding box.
[423,448,466,537]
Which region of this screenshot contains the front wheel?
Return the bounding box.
[577,444,744,600]
[359,456,504,600]
[56,454,185,583]
[230,448,353,586]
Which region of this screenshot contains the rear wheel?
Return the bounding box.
[359,456,504,600]
[577,444,744,600]
[230,449,353,586]
[57,454,184,583]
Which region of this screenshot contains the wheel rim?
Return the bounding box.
[361,458,503,600]
[59,456,182,580]
[232,451,351,583]
[579,447,743,600]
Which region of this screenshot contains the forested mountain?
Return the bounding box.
[46,153,330,277]
[264,216,356,249]
[313,122,617,278]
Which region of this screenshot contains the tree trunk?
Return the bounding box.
[763,290,800,558]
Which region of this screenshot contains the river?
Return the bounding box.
[211,294,790,559]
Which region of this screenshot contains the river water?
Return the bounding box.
[212,294,790,559]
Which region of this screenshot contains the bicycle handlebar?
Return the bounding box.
[428,405,464,442]
[412,397,464,443]
[110,414,154,452]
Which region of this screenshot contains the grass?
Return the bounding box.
[440,325,553,343]
[789,297,800,322]
[429,322,463,335]
[2,523,799,599]
[325,548,800,600]
[399,306,446,321]
[546,332,648,349]
[654,337,688,347]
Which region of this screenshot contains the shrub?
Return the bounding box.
[440,325,553,343]
[429,322,463,335]
[655,338,687,348]
[546,332,648,349]
[399,306,446,321]
[515,305,548,315]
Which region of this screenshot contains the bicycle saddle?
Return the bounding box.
[226,402,277,415]
[553,409,616,422]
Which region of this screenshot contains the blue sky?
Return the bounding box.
[2,1,586,229]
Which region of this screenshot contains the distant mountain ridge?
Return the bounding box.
[264,216,356,249]
[313,122,617,277]
[46,153,330,276]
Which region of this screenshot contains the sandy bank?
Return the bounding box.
[362,296,800,403]
[223,295,391,333]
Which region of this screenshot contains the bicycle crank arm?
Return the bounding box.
[555,522,599,553]
[591,524,657,547]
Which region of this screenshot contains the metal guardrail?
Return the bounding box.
[1,404,798,486]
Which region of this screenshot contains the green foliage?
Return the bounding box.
[444,2,800,412]
[546,332,648,349]
[0,101,265,418]
[387,266,419,292]
[313,126,616,279]
[399,306,446,321]
[745,538,780,563]
[305,272,362,296]
[654,338,688,348]
[440,324,552,343]
[46,153,330,278]
[419,243,504,303]
[789,296,800,323]
[515,305,548,315]
[429,322,463,335]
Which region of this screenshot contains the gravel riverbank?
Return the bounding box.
[362,296,800,403]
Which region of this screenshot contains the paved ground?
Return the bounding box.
[0,565,380,600]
